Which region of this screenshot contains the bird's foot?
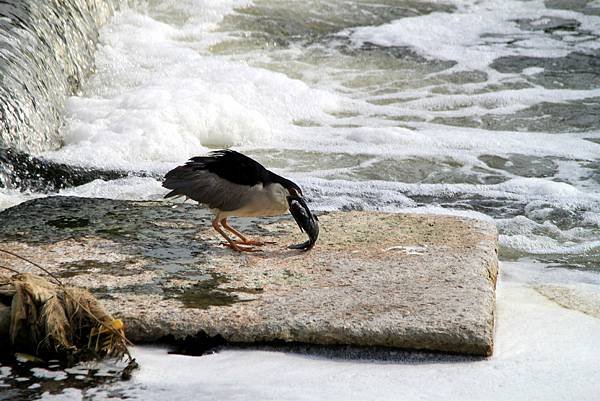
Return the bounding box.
[238,239,275,246]
[222,242,262,252]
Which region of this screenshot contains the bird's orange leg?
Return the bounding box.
[212,218,258,252]
[220,218,249,242]
[220,218,274,246]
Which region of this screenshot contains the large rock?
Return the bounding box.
[0,196,498,356]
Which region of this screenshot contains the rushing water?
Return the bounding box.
[0,0,120,154]
[31,0,600,269]
[1,0,600,400]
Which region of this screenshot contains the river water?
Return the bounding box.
[1,0,599,400]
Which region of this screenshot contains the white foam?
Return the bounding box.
[582,211,600,227]
[503,259,600,287]
[345,126,414,145]
[500,177,584,198]
[303,174,600,207]
[392,87,600,119]
[346,0,600,72]
[42,5,344,170]
[554,159,600,192]
[30,367,67,381]
[0,189,41,211]
[295,173,600,256]
[263,125,600,164]
[28,0,600,216]
[37,388,83,401]
[39,0,600,177]
[0,366,11,379]
[58,177,167,200]
[501,234,600,255]
[522,67,544,76]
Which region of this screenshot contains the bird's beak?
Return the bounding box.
[287,194,319,250]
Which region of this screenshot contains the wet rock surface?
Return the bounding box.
[0,196,498,356]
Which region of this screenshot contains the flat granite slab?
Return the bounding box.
[0,196,498,356]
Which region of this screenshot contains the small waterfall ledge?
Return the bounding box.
[0,0,121,154]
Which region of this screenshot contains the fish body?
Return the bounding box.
[287,195,319,250]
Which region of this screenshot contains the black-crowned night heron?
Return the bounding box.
[163,150,318,252]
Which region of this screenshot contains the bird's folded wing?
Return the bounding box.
[163,167,252,212]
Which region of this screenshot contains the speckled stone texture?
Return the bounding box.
[0,196,498,356]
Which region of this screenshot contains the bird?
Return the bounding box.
[162,149,318,252]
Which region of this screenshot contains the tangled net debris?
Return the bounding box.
[0,249,138,378]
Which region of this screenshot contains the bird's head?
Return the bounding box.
[272,174,302,199]
[287,185,302,198]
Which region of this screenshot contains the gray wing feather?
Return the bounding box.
[163,167,254,212]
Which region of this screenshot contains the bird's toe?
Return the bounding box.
[241,239,275,246]
[222,242,262,252]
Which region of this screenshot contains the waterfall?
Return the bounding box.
[0,0,120,154]
[0,0,121,189]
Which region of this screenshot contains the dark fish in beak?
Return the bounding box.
[287,195,319,250]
